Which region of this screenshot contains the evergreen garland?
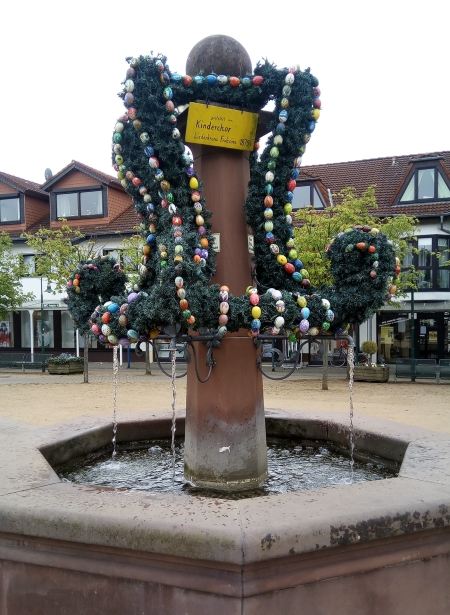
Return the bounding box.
[65,53,398,347]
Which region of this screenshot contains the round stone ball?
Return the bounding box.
[186,35,252,77]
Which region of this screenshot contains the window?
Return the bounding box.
[399,165,450,203]
[0,196,20,222]
[23,255,35,275]
[403,236,450,290]
[55,189,103,218]
[292,182,325,210]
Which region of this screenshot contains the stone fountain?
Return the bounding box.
[1,37,450,615]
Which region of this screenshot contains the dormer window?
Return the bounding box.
[398,162,450,203]
[51,186,107,220]
[292,181,325,210]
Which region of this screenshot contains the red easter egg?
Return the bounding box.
[287,179,297,191]
[183,75,193,86]
[284,263,295,274]
[101,312,111,323]
[395,266,401,275]
[368,245,376,253]
[313,87,321,98]
[172,216,182,226]
[250,293,260,306]
[180,299,189,311]
[264,196,273,207]
[252,75,264,86]
[132,177,141,186]
[127,107,137,120]
[313,98,321,108]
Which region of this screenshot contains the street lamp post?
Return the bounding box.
[410,287,415,382]
[40,276,52,373]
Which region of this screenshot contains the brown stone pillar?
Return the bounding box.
[184,145,267,491]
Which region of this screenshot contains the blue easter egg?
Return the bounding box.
[301,307,310,319]
[293,259,304,270]
[251,319,261,329]
[279,110,288,122]
[194,75,204,85]
[144,146,154,157]
[171,73,182,82]
[108,303,119,313]
[291,168,299,180]
[163,87,173,100]
[265,184,273,195]
[292,272,302,282]
[286,191,294,202]
[276,123,286,133]
[266,232,275,243]
[206,74,217,85]
[146,203,155,212]
[308,121,316,132]
[155,169,164,181]
[146,234,156,243]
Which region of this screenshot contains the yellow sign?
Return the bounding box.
[185,102,258,151]
[380,326,394,345]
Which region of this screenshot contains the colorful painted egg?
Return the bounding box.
[119,303,128,314]
[172,216,182,226]
[194,75,204,85]
[288,249,298,260]
[197,226,206,235]
[175,276,184,288]
[183,75,193,85]
[276,300,285,313]
[264,221,274,232]
[115,122,124,133]
[276,123,286,133]
[113,144,122,154]
[172,128,181,139]
[229,76,240,86]
[286,191,294,202]
[140,132,150,144]
[322,322,330,331]
[265,232,275,243]
[132,177,141,186]
[294,156,303,167]
[113,132,122,144]
[189,177,199,189]
[195,215,204,226]
[286,215,293,225]
[301,307,310,319]
[368,245,376,253]
[124,93,134,106]
[346,244,354,252]
[251,319,261,329]
[279,110,288,123]
[301,279,311,288]
[264,195,273,207]
[287,179,297,191]
[194,203,202,213]
[270,244,280,254]
[127,107,137,120]
[125,171,135,180]
[127,292,139,303]
[297,296,307,308]
[163,87,173,100]
[274,135,283,146]
[326,310,334,322]
[277,255,287,265]
[322,299,331,309]
[155,169,164,181]
[101,312,111,324]
[125,79,134,93]
[264,208,274,219]
[270,147,279,158]
[217,75,228,84]
[282,85,292,96]
[271,289,282,300]
[191,191,201,202]
[284,203,292,214]
[281,98,290,109]
[115,154,123,165]
[286,238,295,248]
[220,302,229,314]
[299,319,309,333]
[182,154,192,166]
[370,270,377,278]
[311,108,320,121]
[251,306,261,319]
[308,327,319,336]
[242,77,252,87]
[218,326,228,337]
[206,74,217,85]
[250,293,259,306]
[285,263,295,274]
[107,334,119,344]
[171,73,182,82]
[285,73,295,85]
[252,75,264,86]
[177,289,186,300]
[127,329,139,341]
[108,303,119,313]
[265,184,273,195]
[101,324,111,336]
[218,314,228,326]
[219,290,228,302]
[265,171,275,183]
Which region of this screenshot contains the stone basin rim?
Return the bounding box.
[1,409,450,568]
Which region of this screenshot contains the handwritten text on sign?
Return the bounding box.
[185,103,258,151]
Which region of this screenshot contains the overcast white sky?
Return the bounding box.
[0,0,448,184]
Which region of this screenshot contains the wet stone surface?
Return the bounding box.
[57,438,395,500]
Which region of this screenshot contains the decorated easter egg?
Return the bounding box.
[194,75,204,85]
[206,74,217,85]
[191,191,201,202]
[284,203,292,214]
[274,316,285,329]
[264,208,273,219]
[265,184,273,195]
[297,296,307,308]
[101,324,111,336]
[270,147,279,158]
[276,300,285,313]
[270,244,280,254]
[218,314,228,326]
[91,324,100,335]
[220,302,229,314]
[322,322,330,331]
[326,310,334,322]
[163,87,173,100]
[273,135,283,146]
[265,232,275,243]
[250,293,259,305]
[271,290,282,300]
[252,75,264,86]
[285,263,295,275]
[251,319,261,329]
[219,290,228,302]
[124,93,134,106]
[279,110,288,123]
[127,292,138,303]
[264,195,273,207]
[301,307,310,319]
[277,255,287,265]
[172,128,181,139]
[294,156,303,167]
[217,75,228,84]
[281,98,290,108]
[265,221,274,232]
[218,326,227,336]
[356,242,366,250]
[101,312,111,324]
[127,329,139,341]
[285,73,295,85]
[308,327,319,336]
[107,334,118,345]
[229,76,240,86]
[299,319,309,333]
[175,276,184,288]
[108,303,119,313]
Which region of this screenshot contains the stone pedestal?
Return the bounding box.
[184,144,268,490]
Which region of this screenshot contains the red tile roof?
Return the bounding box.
[41,160,122,190]
[300,150,450,217]
[0,171,48,196]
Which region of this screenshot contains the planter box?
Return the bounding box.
[48,363,84,375]
[353,365,390,382]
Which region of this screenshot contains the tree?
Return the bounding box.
[293,186,419,388]
[22,222,99,382]
[0,232,33,320]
